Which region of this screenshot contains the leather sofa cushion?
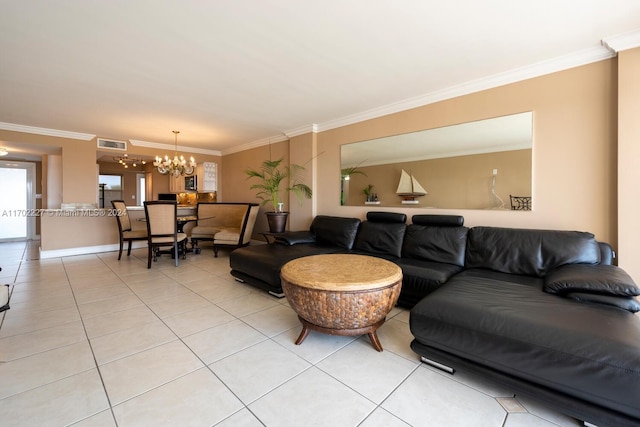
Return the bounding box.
[410,268,640,419]
[229,242,341,289]
[544,264,640,297]
[353,221,406,258]
[566,292,640,313]
[310,216,361,249]
[395,259,463,307]
[402,224,468,267]
[465,227,601,277]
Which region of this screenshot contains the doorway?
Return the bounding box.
[0,161,36,241]
[98,174,122,208]
[137,173,145,206]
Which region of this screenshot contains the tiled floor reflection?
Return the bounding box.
[0,241,583,426]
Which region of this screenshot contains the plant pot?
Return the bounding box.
[266,211,289,233]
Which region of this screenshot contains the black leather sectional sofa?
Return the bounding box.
[229,212,640,426]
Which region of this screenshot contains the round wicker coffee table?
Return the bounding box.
[280,254,402,351]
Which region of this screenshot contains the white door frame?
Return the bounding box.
[0,160,36,241]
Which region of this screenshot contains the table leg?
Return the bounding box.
[294,325,310,345]
[367,331,383,352]
[293,316,386,351]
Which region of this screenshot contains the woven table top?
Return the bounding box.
[280,254,402,291]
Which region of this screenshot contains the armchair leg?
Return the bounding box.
[214,246,219,258]
[127,241,133,256]
[147,247,152,268]
[118,239,124,260]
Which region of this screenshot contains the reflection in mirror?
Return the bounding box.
[340,112,532,210]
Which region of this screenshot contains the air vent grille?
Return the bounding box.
[97,138,127,151]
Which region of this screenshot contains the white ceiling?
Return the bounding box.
[1,1,639,158]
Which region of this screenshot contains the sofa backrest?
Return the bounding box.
[353,212,407,258]
[465,226,602,276]
[197,203,251,228]
[402,215,468,266]
[310,215,361,250]
[240,204,260,245]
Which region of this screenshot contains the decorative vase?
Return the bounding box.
[266,211,289,233]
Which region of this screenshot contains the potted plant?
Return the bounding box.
[340,164,367,206]
[363,184,374,202]
[362,184,380,204]
[245,157,312,233]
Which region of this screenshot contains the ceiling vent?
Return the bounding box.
[97,138,127,151]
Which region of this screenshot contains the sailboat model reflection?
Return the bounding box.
[396,169,427,204]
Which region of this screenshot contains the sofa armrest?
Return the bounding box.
[274,230,316,246]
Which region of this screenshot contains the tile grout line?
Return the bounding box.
[100,252,262,425]
[61,255,120,427]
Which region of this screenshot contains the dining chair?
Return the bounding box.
[143,201,187,268]
[111,200,147,260]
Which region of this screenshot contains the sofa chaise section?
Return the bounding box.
[410,226,640,427]
[229,215,361,296]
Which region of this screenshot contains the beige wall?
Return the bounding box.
[344,149,532,209]
[3,56,635,281]
[315,60,618,249]
[222,140,290,235]
[618,47,640,281]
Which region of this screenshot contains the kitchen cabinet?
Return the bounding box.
[197,162,217,192]
[168,175,185,192]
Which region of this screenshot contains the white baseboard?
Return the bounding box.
[39,241,147,259]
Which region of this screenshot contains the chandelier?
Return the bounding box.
[114,153,146,169]
[153,130,196,177]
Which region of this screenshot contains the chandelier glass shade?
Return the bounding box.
[114,153,146,168]
[153,130,196,177]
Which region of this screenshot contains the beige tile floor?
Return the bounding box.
[0,240,583,427]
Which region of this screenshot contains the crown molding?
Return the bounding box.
[316,46,614,133]
[221,133,289,156]
[0,122,95,140]
[222,124,318,156]
[284,124,318,138]
[129,139,221,156]
[602,28,640,53]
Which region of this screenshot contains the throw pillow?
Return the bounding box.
[544,264,640,297]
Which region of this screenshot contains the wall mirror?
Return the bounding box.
[340,112,533,210]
